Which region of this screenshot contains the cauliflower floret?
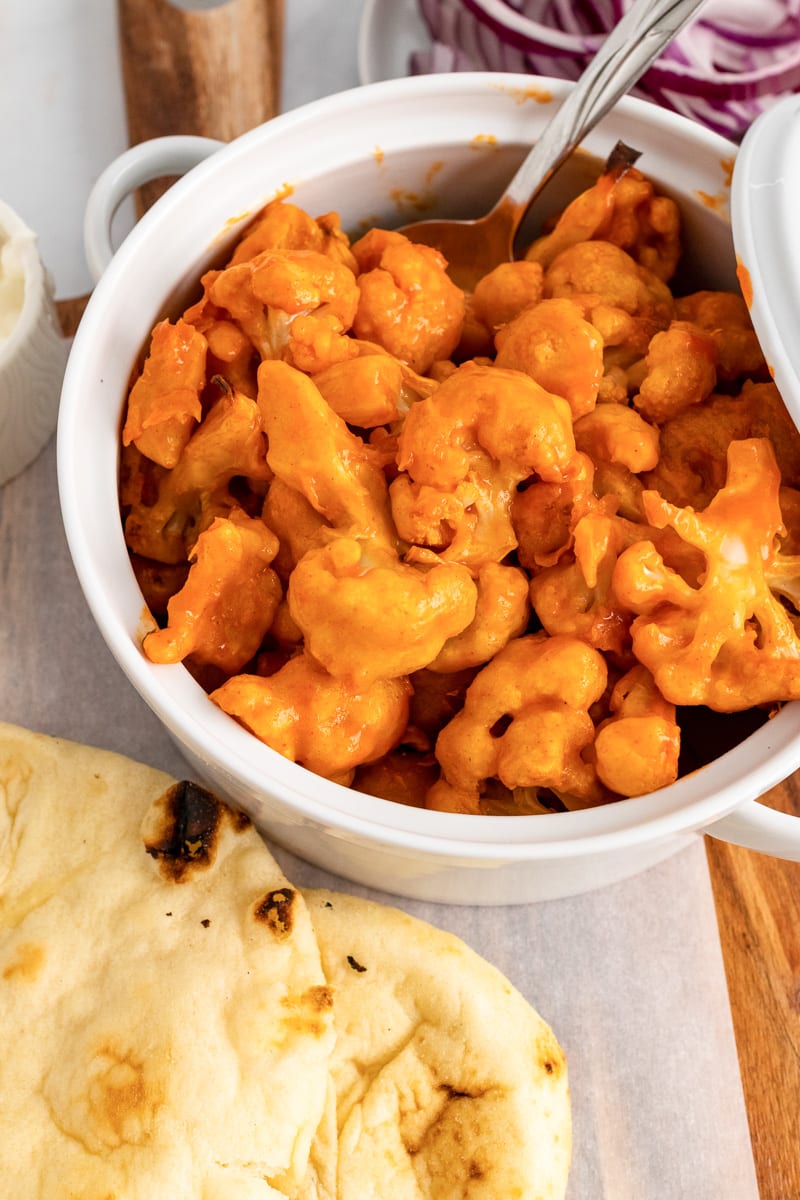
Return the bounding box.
[261,477,332,581]
[353,749,439,808]
[211,651,411,784]
[124,387,270,565]
[614,438,800,710]
[529,513,640,659]
[208,248,360,372]
[543,240,673,361]
[426,633,608,813]
[390,463,522,570]
[351,228,465,373]
[593,665,681,796]
[525,158,681,282]
[257,359,395,547]
[204,318,258,396]
[312,351,436,428]
[393,360,578,568]
[287,537,477,688]
[633,320,717,423]
[397,360,576,488]
[471,259,544,331]
[512,452,604,571]
[228,198,358,272]
[122,318,207,469]
[428,563,530,673]
[573,403,660,475]
[143,509,281,673]
[644,380,800,509]
[494,298,603,420]
[674,289,766,381]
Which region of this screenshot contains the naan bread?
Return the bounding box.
[297,889,571,1200]
[0,722,334,1199]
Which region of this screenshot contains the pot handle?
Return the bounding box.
[83,135,223,282]
[704,799,800,860]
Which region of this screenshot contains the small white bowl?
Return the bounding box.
[0,199,68,487]
[57,73,800,904]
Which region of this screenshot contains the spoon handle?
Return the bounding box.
[501,0,709,216]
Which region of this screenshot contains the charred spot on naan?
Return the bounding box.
[142,779,250,881]
[254,887,298,938]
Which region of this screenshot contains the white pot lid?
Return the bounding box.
[732,93,800,426]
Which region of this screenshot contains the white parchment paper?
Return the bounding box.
[0,0,762,1192]
[0,438,759,1198]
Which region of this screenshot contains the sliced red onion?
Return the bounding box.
[413,0,800,138]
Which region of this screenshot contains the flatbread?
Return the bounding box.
[0,722,334,1199]
[297,889,571,1200]
[0,722,572,1197]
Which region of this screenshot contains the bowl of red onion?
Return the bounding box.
[410,0,800,140]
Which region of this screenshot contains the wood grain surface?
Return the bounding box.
[707,781,800,1200]
[117,0,283,210]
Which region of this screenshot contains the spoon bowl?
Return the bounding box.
[400,0,709,287]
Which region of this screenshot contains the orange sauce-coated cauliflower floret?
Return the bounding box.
[525,159,681,282]
[427,562,530,673]
[257,359,395,547]
[122,318,207,469]
[312,351,436,427]
[208,248,360,372]
[573,402,660,474]
[593,665,680,796]
[529,512,640,659]
[644,381,800,509]
[512,451,603,570]
[211,651,411,784]
[674,290,766,381]
[204,318,258,396]
[128,555,189,621]
[143,509,281,673]
[124,387,270,565]
[229,199,358,273]
[614,438,800,710]
[397,360,576,488]
[633,320,717,423]
[261,477,332,580]
[494,298,603,420]
[470,259,544,331]
[393,361,578,568]
[390,462,522,570]
[288,538,477,688]
[351,228,465,373]
[353,749,439,808]
[543,240,673,360]
[426,633,608,813]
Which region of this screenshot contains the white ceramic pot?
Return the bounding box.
[58,73,800,905]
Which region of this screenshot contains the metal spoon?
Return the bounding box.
[400,0,709,288]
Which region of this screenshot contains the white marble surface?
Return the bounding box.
[0,4,761,1196]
